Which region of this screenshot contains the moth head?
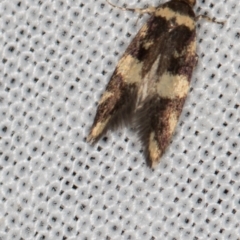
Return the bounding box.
[175,0,196,7]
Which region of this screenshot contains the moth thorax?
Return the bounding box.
[173,0,196,7]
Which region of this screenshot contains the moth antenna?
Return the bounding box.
[196,15,225,25]
[106,0,156,15]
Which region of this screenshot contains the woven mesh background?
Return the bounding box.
[0,0,240,239]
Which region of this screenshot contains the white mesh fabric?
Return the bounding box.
[0,0,240,239]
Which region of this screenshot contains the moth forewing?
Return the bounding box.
[88,0,200,167]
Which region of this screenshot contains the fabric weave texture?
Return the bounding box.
[0,0,239,239]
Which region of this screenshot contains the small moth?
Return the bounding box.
[87,0,221,167]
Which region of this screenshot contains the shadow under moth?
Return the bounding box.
[87,0,222,167]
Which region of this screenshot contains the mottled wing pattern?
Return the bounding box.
[88,1,197,167]
[87,14,160,143]
[136,2,197,167]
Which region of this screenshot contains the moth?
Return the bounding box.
[87,0,221,167]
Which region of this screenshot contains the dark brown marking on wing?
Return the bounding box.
[136,95,186,167]
[164,1,195,18]
[89,72,138,142]
[125,10,196,80]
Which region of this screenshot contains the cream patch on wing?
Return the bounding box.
[138,55,161,103]
[168,111,178,135]
[157,73,190,99]
[116,54,143,84]
[156,7,195,30]
[149,131,161,167]
[143,41,154,50]
[88,117,111,141]
[186,36,197,56]
[139,24,149,38]
[99,91,113,105]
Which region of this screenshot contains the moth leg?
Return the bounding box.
[195,15,225,25]
[106,0,156,15]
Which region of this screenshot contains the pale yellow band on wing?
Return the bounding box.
[156,7,195,30]
[157,73,189,99]
[143,41,154,50]
[149,132,161,167]
[139,24,149,38]
[99,91,113,105]
[89,117,110,141]
[187,36,197,54]
[116,55,143,84]
[168,111,178,135]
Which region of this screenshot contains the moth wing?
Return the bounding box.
[137,28,197,168]
[88,1,198,168]
[87,24,151,143]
